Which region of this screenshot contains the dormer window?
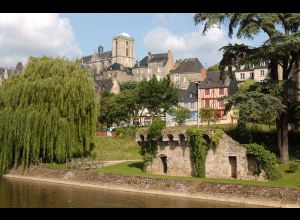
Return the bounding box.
[260,61,265,67]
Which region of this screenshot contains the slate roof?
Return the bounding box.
[107,63,132,75]
[177,82,198,102]
[81,51,112,63]
[134,53,168,68]
[171,58,204,74]
[197,71,238,95]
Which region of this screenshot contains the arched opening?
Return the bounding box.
[160,154,167,174]
[139,134,145,142]
[167,134,173,142]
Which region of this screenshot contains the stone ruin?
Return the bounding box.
[136,128,266,180]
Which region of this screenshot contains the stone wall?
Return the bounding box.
[6,166,300,207]
[137,129,265,180]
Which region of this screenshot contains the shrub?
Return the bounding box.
[115,126,137,138]
[286,163,298,173]
[243,143,280,180]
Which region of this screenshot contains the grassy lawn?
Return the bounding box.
[96,161,300,189]
[40,163,68,169]
[92,136,142,161]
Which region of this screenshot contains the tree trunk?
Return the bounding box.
[276,118,282,158]
[280,111,289,163]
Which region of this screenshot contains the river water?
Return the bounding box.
[0,177,266,208]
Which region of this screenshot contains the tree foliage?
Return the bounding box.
[172,105,192,126]
[120,81,139,91]
[207,63,220,72]
[137,75,178,117]
[0,57,98,174]
[200,107,220,126]
[99,89,139,127]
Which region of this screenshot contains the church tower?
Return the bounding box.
[111,33,135,68]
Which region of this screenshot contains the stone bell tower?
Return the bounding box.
[111,33,135,68]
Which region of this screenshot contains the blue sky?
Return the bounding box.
[0,13,268,68]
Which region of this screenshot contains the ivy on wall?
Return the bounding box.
[243,143,280,180]
[187,128,224,178]
[139,118,166,170]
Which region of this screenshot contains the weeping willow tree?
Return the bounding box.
[0,57,98,175]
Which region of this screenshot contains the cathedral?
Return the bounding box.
[81,33,135,74]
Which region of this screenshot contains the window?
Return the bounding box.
[205,89,209,95]
[260,70,265,76]
[189,93,193,98]
[190,102,194,108]
[109,73,112,78]
[126,41,129,56]
[219,88,224,95]
[260,61,265,67]
[219,99,225,108]
[205,99,210,107]
[184,76,188,83]
[157,75,161,81]
[175,74,180,84]
[240,73,245,80]
[250,72,254,79]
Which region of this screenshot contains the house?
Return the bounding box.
[132,50,175,82]
[169,58,206,89]
[234,60,270,83]
[198,71,238,124]
[101,63,133,83]
[166,82,198,127]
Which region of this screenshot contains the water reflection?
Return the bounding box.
[0,177,265,208]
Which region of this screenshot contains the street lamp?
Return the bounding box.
[195,81,200,129]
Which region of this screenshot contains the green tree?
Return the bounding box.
[239,79,257,91]
[207,63,219,72]
[120,81,139,91]
[0,57,98,174]
[200,107,220,126]
[194,13,300,163]
[172,105,192,126]
[99,90,138,127]
[137,75,178,118]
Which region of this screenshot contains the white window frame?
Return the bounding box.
[175,74,180,84]
[240,72,245,80]
[260,70,265,76]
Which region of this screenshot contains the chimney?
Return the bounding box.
[148,52,152,62]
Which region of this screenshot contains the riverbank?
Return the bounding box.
[4,166,300,208]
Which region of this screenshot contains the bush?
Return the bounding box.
[243,143,280,180]
[286,163,298,173]
[115,127,137,138]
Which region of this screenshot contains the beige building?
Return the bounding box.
[169,58,206,89]
[234,60,270,83]
[132,50,175,82]
[81,33,135,82]
[101,63,133,83]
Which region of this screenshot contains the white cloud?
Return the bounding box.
[143,25,242,68]
[0,13,82,67]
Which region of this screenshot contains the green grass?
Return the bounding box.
[92,136,142,160]
[96,161,300,188]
